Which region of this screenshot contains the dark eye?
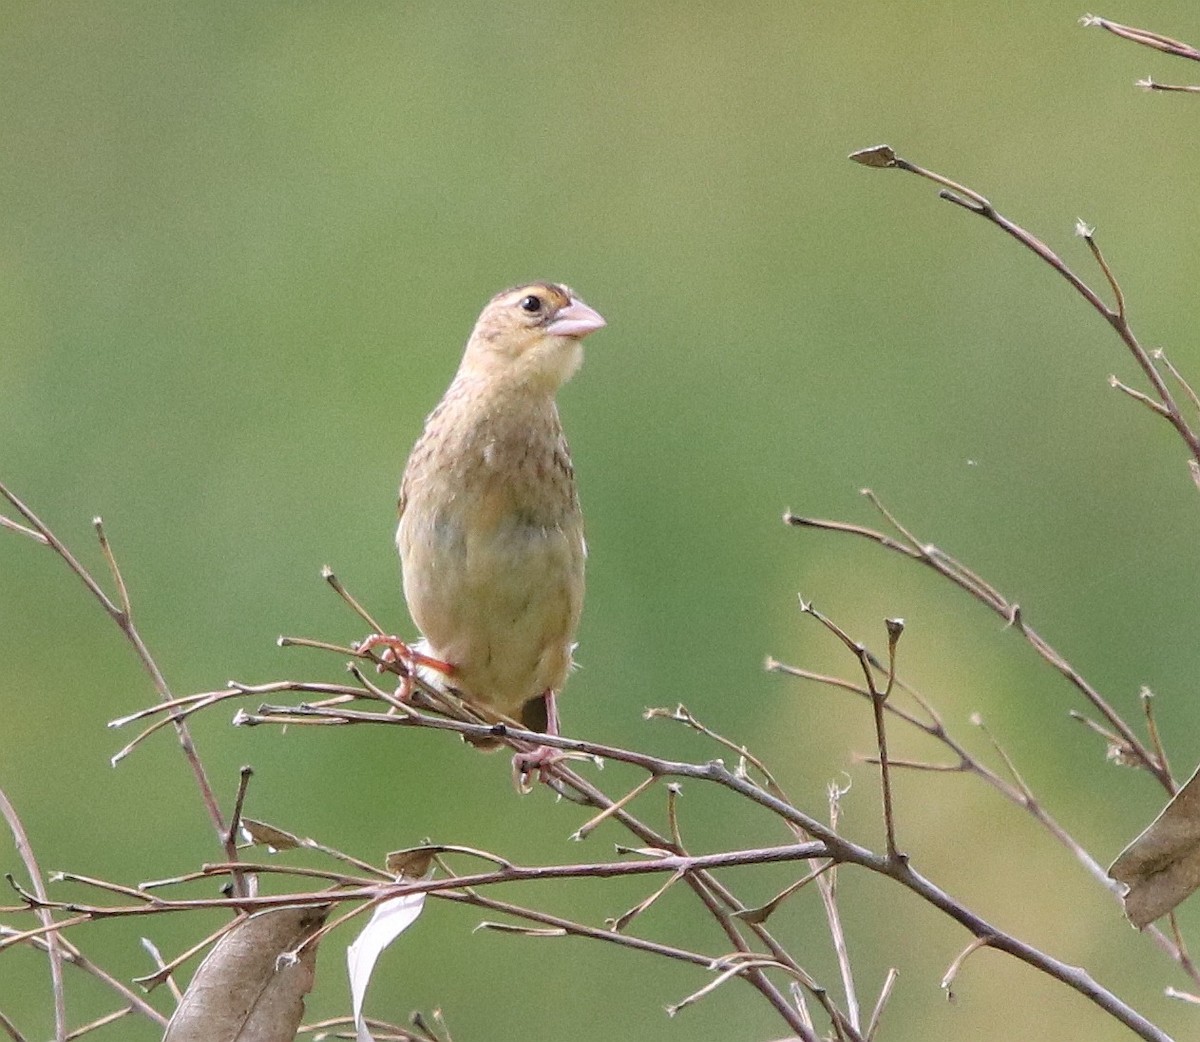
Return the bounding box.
[519,295,543,314]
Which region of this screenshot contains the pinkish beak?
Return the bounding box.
[545,298,606,339]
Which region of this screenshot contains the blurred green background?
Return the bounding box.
[3,1,1199,1039]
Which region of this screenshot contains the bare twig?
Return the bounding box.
[0,927,167,1027]
[0,787,66,1041]
[1139,688,1173,782]
[772,610,1198,987]
[459,887,715,969]
[865,968,898,1041]
[140,937,183,1004]
[1082,14,1200,62]
[787,489,1173,793]
[1154,349,1200,415]
[570,775,657,842]
[0,1009,28,1042]
[941,935,992,1001]
[0,483,229,846]
[0,515,47,543]
[819,780,859,1030]
[848,147,1200,472]
[322,565,389,635]
[63,1006,134,1038]
[607,869,686,932]
[796,602,903,860]
[224,766,254,900]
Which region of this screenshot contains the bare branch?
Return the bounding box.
[787,493,1173,792]
[848,148,1200,470]
[0,787,66,1040]
[0,483,230,846]
[1082,14,1200,63]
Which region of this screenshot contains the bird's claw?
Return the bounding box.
[353,634,455,710]
[512,745,566,794]
[354,634,455,676]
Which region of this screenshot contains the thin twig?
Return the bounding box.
[849,147,1200,474]
[1082,14,1200,63]
[0,483,230,845]
[1140,688,1172,780]
[0,927,168,1027]
[1110,374,1171,417]
[819,780,859,1030]
[736,862,835,925]
[797,601,903,861]
[772,619,1196,984]
[322,566,388,635]
[0,787,66,1041]
[865,968,898,1042]
[0,515,48,543]
[132,915,247,990]
[571,775,657,842]
[941,935,992,1000]
[64,1006,133,1039]
[140,937,183,1004]
[0,1009,29,1042]
[608,869,686,932]
[786,492,1173,794]
[461,885,714,965]
[224,766,254,900]
[1154,349,1200,415]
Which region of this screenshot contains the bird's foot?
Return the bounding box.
[354,633,455,674]
[512,744,566,794]
[353,634,455,705]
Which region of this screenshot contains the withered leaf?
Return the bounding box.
[240,819,302,852]
[848,145,898,168]
[1109,763,1200,928]
[163,904,329,1042]
[385,847,437,879]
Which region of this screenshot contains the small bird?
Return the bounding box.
[365,283,604,786]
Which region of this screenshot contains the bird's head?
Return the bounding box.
[460,282,606,392]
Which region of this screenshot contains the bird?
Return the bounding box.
[360,282,605,787]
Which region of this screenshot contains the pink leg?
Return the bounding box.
[512,690,565,792]
[354,633,455,675]
[354,633,455,704]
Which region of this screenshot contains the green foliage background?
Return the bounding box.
[2,2,1198,1039]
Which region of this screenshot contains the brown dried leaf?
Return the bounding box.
[734,901,774,926]
[1109,764,1200,927]
[848,145,898,168]
[385,848,437,879]
[240,819,302,852]
[474,921,568,938]
[735,864,830,925]
[163,904,329,1042]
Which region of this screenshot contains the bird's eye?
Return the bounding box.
[519,295,543,314]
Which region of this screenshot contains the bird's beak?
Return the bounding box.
[545,299,606,339]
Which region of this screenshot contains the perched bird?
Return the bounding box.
[364,283,605,785]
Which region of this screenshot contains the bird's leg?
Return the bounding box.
[353,633,455,702]
[512,690,566,792]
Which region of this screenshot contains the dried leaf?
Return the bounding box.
[848,145,898,168]
[1109,763,1200,927]
[240,819,302,853]
[384,848,437,879]
[734,902,773,926]
[347,890,428,1042]
[473,921,567,937]
[163,904,328,1042]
